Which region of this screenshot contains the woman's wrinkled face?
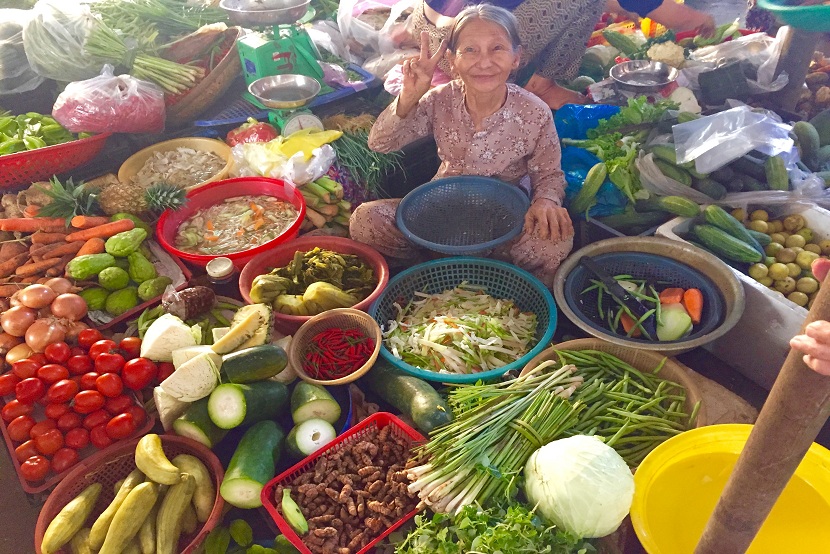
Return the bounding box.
[448,18,520,95]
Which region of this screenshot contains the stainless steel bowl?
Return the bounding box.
[610,60,679,93]
[248,74,321,109]
[220,0,311,26]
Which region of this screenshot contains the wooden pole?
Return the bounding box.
[769,27,821,112]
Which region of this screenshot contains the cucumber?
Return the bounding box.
[654,159,692,186]
[290,382,341,425]
[702,205,765,256]
[710,166,736,185]
[692,178,728,200]
[363,362,453,434]
[172,397,228,448]
[764,154,789,191]
[693,224,763,264]
[220,420,285,509]
[285,418,336,460]
[730,156,767,181]
[793,121,821,167]
[221,344,288,384]
[746,229,772,247]
[208,381,289,430]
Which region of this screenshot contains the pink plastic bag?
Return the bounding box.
[52,65,165,134]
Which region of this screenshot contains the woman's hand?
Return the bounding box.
[523,199,574,242]
[790,257,830,375]
[397,31,447,118]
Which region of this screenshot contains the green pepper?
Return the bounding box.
[0,116,15,134]
[0,138,25,155]
[23,135,46,150]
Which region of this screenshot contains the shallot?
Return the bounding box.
[1,306,38,337]
[50,294,88,321]
[25,319,66,352]
[43,278,76,295]
[18,284,57,310]
[6,342,33,365]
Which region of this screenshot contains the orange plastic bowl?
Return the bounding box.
[156,177,306,268]
[239,236,389,334]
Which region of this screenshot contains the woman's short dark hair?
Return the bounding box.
[447,4,522,52]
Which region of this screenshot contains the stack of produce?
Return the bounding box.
[300,176,352,231]
[796,54,830,121]
[0,111,84,156]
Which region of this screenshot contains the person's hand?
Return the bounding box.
[397,32,447,117]
[693,13,717,37]
[789,257,830,376]
[523,199,574,242]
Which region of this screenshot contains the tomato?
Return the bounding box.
[11,359,39,380]
[69,346,86,357]
[119,337,142,360]
[51,447,79,473]
[29,419,57,438]
[29,353,48,367]
[36,364,69,385]
[15,378,45,404]
[156,362,175,383]
[56,411,82,432]
[79,372,99,391]
[125,405,147,428]
[20,454,50,482]
[96,373,123,398]
[64,427,89,450]
[106,413,135,440]
[2,399,32,422]
[66,355,93,376]
[104,394,134,415]
[15,439,39,462]
[44,342,71,364]
[43,403,69,421]
[35,428,64,455]
[88,340,117,361]
[83,409,111,430]
[0,372,20,396]
[121,358,157,391]
[89,424,112,449]
[7,414,36,442]
[77,329,104,350]
[95,352,125,375]
[46,379,79,404]
[73,390,105,414]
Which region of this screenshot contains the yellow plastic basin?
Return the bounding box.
[631,424,830,554]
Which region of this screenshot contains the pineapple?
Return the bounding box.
[145,183,187,216]
[98,180,148,216]
[35,177,100,223]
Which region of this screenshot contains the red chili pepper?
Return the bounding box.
[302,328,373,380]
[225,117,279,146]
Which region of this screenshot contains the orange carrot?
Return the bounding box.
[31,241,84,261]
[659,287,685,305]
[65,219,134,242]
[15,258,61,278]
[0,218,67,233]
[682,288,704,325]
[31,232,68,244]
[70,215,112,229]
[0,283,26,297]
[620,312,642,338]
[46,253,76,277]
[76,237,106,257]
[0,241,28,261]
[0,253,30,278]
[23,205,39,218]
[20,276,40,283]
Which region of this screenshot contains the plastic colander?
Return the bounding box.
[396,176,530,255]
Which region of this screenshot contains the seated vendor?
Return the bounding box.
[350,4,573,289]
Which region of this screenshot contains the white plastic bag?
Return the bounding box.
[306,21,356,63]
[337,0,413,59]
[231,142,335,185]
[0,9,44,95]
[636,153,716,203]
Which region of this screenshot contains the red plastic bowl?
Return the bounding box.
[239,236,389,334]
[156,177,307,268]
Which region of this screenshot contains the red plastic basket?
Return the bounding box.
[34,435,225,554]
[0,133,111,191]
[261,412,425,554]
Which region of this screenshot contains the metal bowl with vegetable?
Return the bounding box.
[610,60,679,93]
[220,0,311,26]
[248,74,321,110]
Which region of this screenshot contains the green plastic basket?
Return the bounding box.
[368,257,557,383]
[757,0,830,32]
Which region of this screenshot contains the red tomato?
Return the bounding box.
[29,353,48,367]
[15,378,45,404]
[46,379,79,404]
[66,355,93,376]
[73,390,105,414]
[119,337,142,360]
[96,373,123,398]
[14,439,38,462]
[88,340,117,361]
[105,413,135,440]
[64,427,89,450]
[69,346,86,357]
[29,419,57,438]
[89,424,112,449]
[34,428,64,455]
[77,329,104,350]
[0,372,20,396]
[156,362,175,383]
[79,372,99,391]
[104,394,134,415]
[7,414,36,442]
[83,409,111,430]
[51,447,79,473]
[44,342,71,364]
[125,405,147,428]
[121,358,157,391]
[56,411,82,432]
[44,402,70,420]
[11,359,39,380]
[37,364,69,385]
[20,454,50,482]
[95,353,125,375]
[1,399,32,422]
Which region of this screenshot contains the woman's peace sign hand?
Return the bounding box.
[397,31,448,118]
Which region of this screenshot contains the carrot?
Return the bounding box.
[23,205,39,218]
[620,312,642,338]
[64,219,134,242]
[0,241,28,261]
[658,287,685,305]
[76,237,106,257]
[682,288,704,325]
[31,232,68,244]
[0,284,26,297]
[46,253,76,277]
[31,241,84,261]
[20,276,40,283]
[15,258,61,278]
[0,253,30,278]
[0,218,67,233]
[70,215,112,229]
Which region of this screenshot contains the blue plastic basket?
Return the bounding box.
[562,252,725,344]
[396,176,530,255]
[368,257,556,383]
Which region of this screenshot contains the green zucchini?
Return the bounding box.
[692,178,728,200]
[693,224,763,264]
[285,418,336,460]
[172,397,228,448]
[221,344,288,384]
[654,159,692,186]
[220,420,285,509]
[650,144,679,165]
[208,381,289,430]
[570,162,607,214]
[745,229,772,247]
[730,156,767,181]
[764,154,789,191]
[363,362,453,434]
[290,382,341,425]
[702,205,765,256]
[737,174,766,191]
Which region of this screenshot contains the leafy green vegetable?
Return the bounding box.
[394,503,595,554]
[205,526,231,554]
[588,97,678,138]
[230,519,254,547]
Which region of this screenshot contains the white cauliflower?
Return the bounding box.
[647,41,686,68]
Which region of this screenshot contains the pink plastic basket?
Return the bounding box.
[261,412,425,554]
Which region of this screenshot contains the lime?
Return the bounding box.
[775,248,797,264]
[767,262,789,281]
[750,209,769,222]
[747,220,769,234]
[785,234,807,248]
[774,277,797,295]
[796,277,820,294]
[796,250,820,270]
[787,291,809,307]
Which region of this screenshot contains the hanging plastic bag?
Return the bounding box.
[636,153,719,203]
[231,142,336,185]
[0,9,44,96]
[52,65,166,134]
[337,0,414,60]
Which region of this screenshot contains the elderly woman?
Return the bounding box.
[349,4,573,289]
[790,258,830,376]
